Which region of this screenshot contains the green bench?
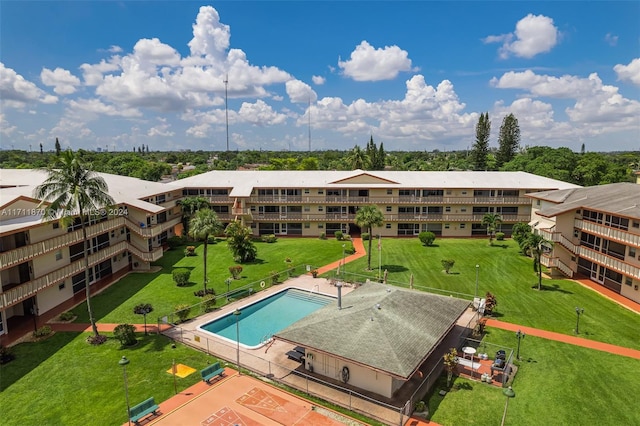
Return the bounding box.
[227,287,253,300]
[129,397,160,424]
[201,362,225,383]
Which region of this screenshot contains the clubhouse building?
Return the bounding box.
[1,169,577,342]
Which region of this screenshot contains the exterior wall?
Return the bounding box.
[305,350,394,398]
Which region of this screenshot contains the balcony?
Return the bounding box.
[0,240,163,309]
[0,217,127,271]
[577,246,640,280]
[576,219,640,248]
[126,216,181,238]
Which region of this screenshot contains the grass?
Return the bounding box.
[343,238,640,350]
[0,333,214,425]
[72,237,346,324]
[3,236,639,426]
[426,328,640,425]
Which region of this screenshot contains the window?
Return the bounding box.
[55,250,62,261]
[445,206,451,212]
[386,223,391,229]
[318,190,324,195]
[58,282,65,290]
[461,191,467,195]
[304,189,310,194]
[625,277,632,286]
[444,224,450,229]
[633,221,640,229]
[446,190,452,195]
[318,224,324,229]
[53,222,59,229]
[460,223,466,229]
[318,206,324,212]
[386,206,392,212]
[461,208,467,212]
[630,247,637,258]
[387,189,392,195]
[574,229,580,238]
[304,206,310,212]
[536,200,541,206]
[304,223,310,229]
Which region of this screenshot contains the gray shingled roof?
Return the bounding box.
[530,183,640,220]
[275,283,469,379]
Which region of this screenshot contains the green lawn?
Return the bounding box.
[427,328,640,425]
[72,238,346,324]
[343,238,640,350]
[0,333,214,425]
[3,236,639,426]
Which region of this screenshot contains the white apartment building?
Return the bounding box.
[1,169,576,341]
[528,182,640,304]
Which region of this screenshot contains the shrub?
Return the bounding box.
[496,232,505,241]
[59,311,75,321]
[485,292,498,315]
[87,334,108,345]
[0,344,15,364]
[334,230,344,241]
[173,268,191,286]
[32,325,52,338]
[419,231,436,246]
[184,246,196,256]
[311,269,319,278]
[194,288,215,297]
[415,400,427,413]
[319,232,326,240]
[202,294,217,312]
[441,259,455,274]
[270,270,280,285]
[361,232,370,241]
[114,324,137,346]
[175,304,191,322]
[229,265,243,279]
[344,242,356,255]
[261,234,278,243]
[167,236,185,249]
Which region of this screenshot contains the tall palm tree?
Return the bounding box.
[34,149,114,338]
[177,196,210,236]
[188,208,222,293]
[346,146,370,170]
[481,213,502,245]
[355,205,385,270]
[522,232,553,291]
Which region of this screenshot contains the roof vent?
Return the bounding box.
[376,303,381,310]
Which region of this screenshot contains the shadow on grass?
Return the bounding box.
[490,244,510,249]
[380,264,409,273]
[530,284,573,294]
[0,331,79,391]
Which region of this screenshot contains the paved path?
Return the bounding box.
[485,318,640,360]
[315,237,366,275]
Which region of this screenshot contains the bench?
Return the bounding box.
[457,357,480,371]
[227,287,254,300]
[129,397,160,424]
[201,362,225,383]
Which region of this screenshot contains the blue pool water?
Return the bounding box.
[198,288,333,348]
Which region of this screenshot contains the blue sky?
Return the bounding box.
[1,1,639,152]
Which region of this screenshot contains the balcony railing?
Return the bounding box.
[125,216,181,238]
[0,217,127,271]
[577,246,640,280]
[0,240,164,309]
[576,219,640,248]
[540,255,574,277]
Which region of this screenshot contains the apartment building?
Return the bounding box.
[528,182,640,303]
[170,169,578,238]
[0,168,577,341]
[0,170,182,342]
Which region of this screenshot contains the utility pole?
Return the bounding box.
[224,74,229,152]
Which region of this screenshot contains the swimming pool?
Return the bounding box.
[197,288,334,349]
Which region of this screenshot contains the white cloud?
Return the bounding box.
[0,113,17,136]
[285,79,317,103]
[68,98,142,118]
[484,14,559,59]
[604,33,618,46]
[238,100,287,125]
[614,58,640,86]
[312,75,326,85]
[188,6,231,60]
[338,41,416,81]
[186,123,211,138]
[40,67,81,95]
[108,45,123,53]
[0,63,58,108]
[147,118,175,137]
[80,58,122,86]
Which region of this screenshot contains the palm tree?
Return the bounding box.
[224,220,257,263]
[177,196,210,236]
[34,149,114,339]
[522,232,553,290]
[511,222,532,252]
[355,205,385,270]
[346,145,369,170]
[188,208,222,293]
[481,213,502,245]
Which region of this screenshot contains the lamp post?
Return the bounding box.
[475,264,480,299]
[171,342,178,394]
[233,309,241,375]
[225,277,232,301]
[500,386,516,426]
[118,356,131,426]
[575,307,585,334]
[515,330,525,360]
[341,244,346,281]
